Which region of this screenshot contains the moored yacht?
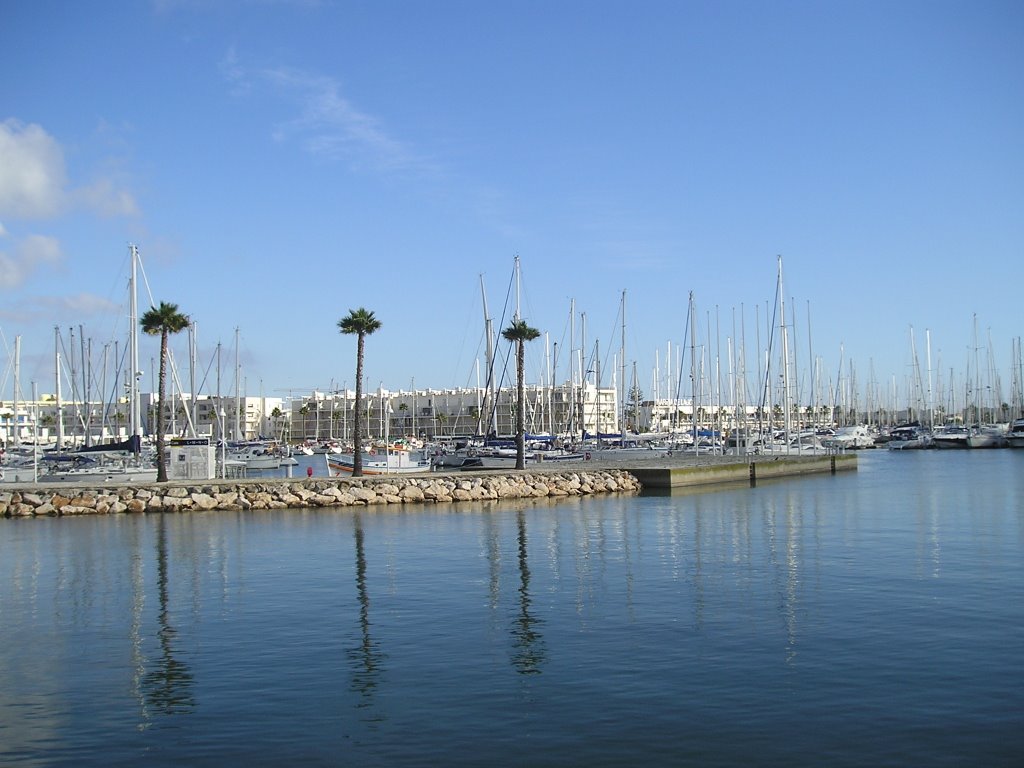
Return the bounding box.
[37,453,159,483]
[821,425,875,450]
[1006,418,1024,449]
[931,424,971,450]
[966,424,1008,449]
[887,423,932,450]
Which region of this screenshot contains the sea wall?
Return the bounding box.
[630,453,857,488]
[0,469,643,517]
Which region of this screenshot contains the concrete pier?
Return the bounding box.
[628,453,857,489]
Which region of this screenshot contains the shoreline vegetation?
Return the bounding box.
[0,455,855,518]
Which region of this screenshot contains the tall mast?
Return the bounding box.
[12,336,21,449]
[480,274,496,437]
[513,255,521,321]
[689,291,697,453]
[806,300,816,429]
[569,299,576,438]
[54,326,64,448]
[630,360,637,433]
[544,332,552,435]
[620,289,626,437]
[970,313,978,423]
[778,256,792,449]
[594,339,601,446]
[128,245,142,450]
[926,329,934,429]
[234,327,241,441]
[190,321,198,434]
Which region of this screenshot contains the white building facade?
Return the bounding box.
[288,382,620,443]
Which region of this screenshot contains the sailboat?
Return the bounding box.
[1008,338,1024,449]
[40,245,159,483]
[965,316,1008,449]
[1,335,41,484]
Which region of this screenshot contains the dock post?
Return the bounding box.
[749,462,757,487]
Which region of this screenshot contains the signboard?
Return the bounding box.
[168,438,215,480]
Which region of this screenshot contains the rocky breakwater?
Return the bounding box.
[0,469,642,517]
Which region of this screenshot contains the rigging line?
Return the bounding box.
[602,298,623,369]
[483,265,518,429]
[552,303,573,382]
[96,341,130,428]
[56,329,83,404]
[0,328,12,393]
[192,344,221,400]
[758,273,781,416]
[136,250,158,309]
[0,326,11,358]
[449,282,487,389]
[460,331,487,390]
[674,305,691,404]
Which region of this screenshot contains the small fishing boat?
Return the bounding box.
[326,449,432,476]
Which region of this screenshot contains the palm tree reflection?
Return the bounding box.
[348,514,386,711]
[140,514,195,715]
[511,510,545,674]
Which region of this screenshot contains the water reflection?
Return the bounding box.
[3,453,1020,765]
[484,512,501,611]
[140,514,195,716]
[510,510,545,675]
[348,513,386,716]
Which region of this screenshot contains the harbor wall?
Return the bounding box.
[629,454,857,489]
[1,469,643,517]
[0,455,856,517]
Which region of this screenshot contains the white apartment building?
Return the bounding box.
[289,382,620,443]
[0,393,288,447]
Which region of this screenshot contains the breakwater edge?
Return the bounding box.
[0,454,856,517]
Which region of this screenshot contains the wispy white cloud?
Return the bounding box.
[0,233,62,289]
[0,290,120,326]
[37,292,120,315]
[0,120,67,218]
[219,46,251,97]
[223,52,426,172]
[74,178,140,217]
[0,119,140,221]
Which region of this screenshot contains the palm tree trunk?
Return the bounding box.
[516,339,526,469]
[353,334,365,477]
[156,332,168,482]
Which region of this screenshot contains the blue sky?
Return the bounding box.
[2,0,1022,409]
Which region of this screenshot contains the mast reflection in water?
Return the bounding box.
[0,450,1022,767]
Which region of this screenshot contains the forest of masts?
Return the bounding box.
[5,257,1024,444]
[504,257,1023,437]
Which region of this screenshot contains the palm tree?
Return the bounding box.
[338,308,382,477]
[502,318,541,469]
[141,302,190,482]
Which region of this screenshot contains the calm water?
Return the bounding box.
[2,450,1022,767]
